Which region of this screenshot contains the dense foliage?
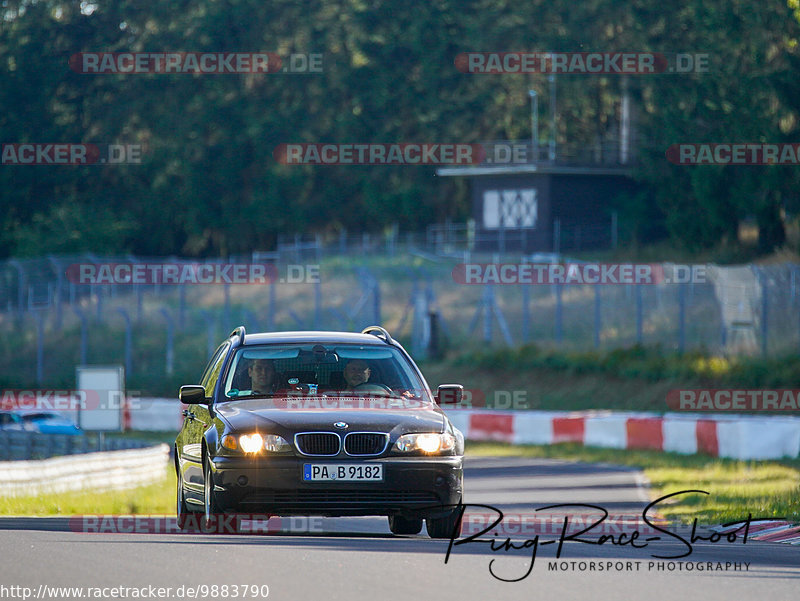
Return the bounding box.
[2,0,799,257]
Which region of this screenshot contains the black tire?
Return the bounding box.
[202,460,222,533]
[388,515,423,535]
[176,466,194,531]
[201,460,244,534]
[426,505,464,539]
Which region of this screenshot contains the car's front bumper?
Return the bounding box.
[209,454,463,518]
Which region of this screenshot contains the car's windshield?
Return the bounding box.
[221,343,430,403]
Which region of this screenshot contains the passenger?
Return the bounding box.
[343,359,371,390]
[248,359,279,394]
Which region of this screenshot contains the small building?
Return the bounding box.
[437,146,637,253]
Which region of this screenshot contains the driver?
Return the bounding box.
[248,359,279,394]
[343,359,371,390]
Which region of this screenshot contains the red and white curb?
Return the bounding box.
[122,400,800,461]
[444,410,800,460]
[712,520,800,545]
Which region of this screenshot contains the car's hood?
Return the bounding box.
[215,397,446,436]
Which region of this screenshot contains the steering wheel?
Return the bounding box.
[352,383,393,396]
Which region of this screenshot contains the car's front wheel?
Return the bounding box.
[176,465,194,531]
[388,515,423,535]
[426,503,464,539]
[202,460,222,532]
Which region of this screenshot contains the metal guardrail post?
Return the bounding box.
[117,308,132,375]
[199,310,216,359]
[74,307,88,364]
[8,259,26,316]
[636,285,643,345]
[223,282,231,329]
[678,283,686,353]
[179,283,186,328]
[36,315,44,385]
[159,308,174,375]
[372,279,381,326]
[761,276,769,357]
[554,282,563,344]
[594,287,601,348]
[314,277,321,329]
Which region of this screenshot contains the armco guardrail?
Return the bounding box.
[0,443,170,497]
[0,431,155,460]
[128,399,800,460]
[446,410,800,460]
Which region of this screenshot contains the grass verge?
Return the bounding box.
[466,441,800,524]
[3,441,799,524]
[0,467,175,516]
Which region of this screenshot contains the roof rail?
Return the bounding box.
[229,325,246,343]
[361,325,394,345]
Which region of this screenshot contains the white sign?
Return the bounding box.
[483,189,538,229]
[75,365,125,431]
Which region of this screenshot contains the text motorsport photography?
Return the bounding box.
[443,492,778,582]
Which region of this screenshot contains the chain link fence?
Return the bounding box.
[1,236,798,389]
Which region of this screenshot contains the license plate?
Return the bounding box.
[303,463,383,482]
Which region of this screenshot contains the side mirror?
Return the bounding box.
[179,385,208,405]
[436,384,463,406]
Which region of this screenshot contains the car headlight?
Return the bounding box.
[394,432,455,454]
[221,433,290,454]
[262,434,290,452]
[239,433,264,453]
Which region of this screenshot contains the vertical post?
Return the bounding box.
[222,283,230,329]
[53,285,62,331]
[373,279,381,325]
[620,77,630,164]
[74,308,88,365]
[636,285,643,345]
[548,73,557,161]
[553,218,561,254]
[678,283,686,353]
[159,308,174,375]
[554,282,563,344]
[179,284,186,329]
[594,286,601,348]
[36,316,44,386]
[522,259,530,343]
[117,308,132,376]
[483,285,492,343]
[9,260,25,316]
[611,211,618,249]
[528,90,538,162]
[313,277,321,329]
[267,280,275,331]
[721,320,727,351]
[200,311,215,359]
[95,285,103,322]
[412,287,428,357]
[761,280,769,357]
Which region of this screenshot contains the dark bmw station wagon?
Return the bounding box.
[175,326,465,537]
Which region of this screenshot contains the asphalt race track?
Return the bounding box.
[1,456,799,601]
